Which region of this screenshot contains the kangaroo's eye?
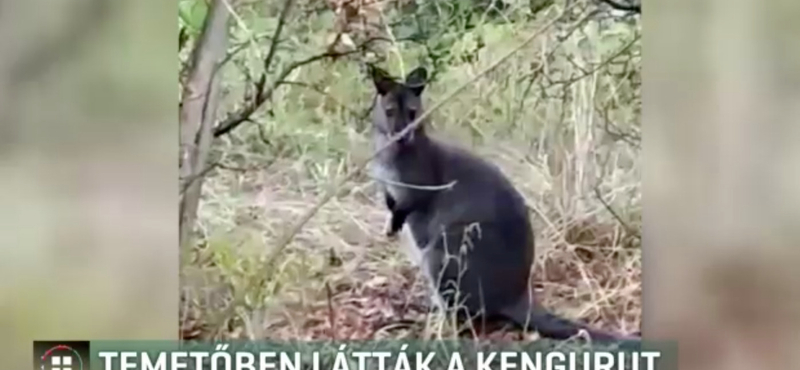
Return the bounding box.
[385,108,397,118]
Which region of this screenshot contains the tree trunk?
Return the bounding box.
[179,0,229,251]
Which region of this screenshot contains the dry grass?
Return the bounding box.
[180,1,641,344]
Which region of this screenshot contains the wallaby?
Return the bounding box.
[367,65,640,345]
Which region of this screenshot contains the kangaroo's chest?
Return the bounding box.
[369,161,407,201]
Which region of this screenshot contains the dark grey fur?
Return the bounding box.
[367,65,639,345]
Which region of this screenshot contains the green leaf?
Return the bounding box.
[178,0,208,35]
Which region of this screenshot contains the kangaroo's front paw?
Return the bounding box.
[384,216,399,239]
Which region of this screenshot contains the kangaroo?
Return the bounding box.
[367,65,640,345]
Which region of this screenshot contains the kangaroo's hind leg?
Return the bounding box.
[397,232,445,314]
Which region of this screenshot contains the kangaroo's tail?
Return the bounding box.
[501,296,640,348]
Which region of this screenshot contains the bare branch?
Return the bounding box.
[596,104,641,148]
[551,33,640,86]
[511,8,597,126]
[593,186,640,240]
[199,0,293,139]
[212,47,367,138]
[210,0,402,139]
[180,161,220,196]
[211,0,401,139]
[596,0,640,14]
[263,0,295,74]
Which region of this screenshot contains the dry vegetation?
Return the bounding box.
[179,0,641,344]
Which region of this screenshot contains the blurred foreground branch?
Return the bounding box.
[8,0,110,88]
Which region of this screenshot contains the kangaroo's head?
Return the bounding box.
[369,65,428,146]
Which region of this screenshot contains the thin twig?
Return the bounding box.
[180,162,219,196]
[180,159,264,196]
[221,0,262,59]
[511,8,597,125]
[214,40,259,76]
[181,146,282,197]
[212,0,398,138]
[213,48,366,137]
[263,0,294,73]
[596,103,641,148]
[370,175,457,191]
[326,282,336,340]
[281,80,365,118]
[593,185,640,240]
[551,33,640,86]
[596,0,640,13]
[209,0,293,138]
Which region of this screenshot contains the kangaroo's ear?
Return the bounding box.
[369,65,396,95]
[405,67,428,95]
